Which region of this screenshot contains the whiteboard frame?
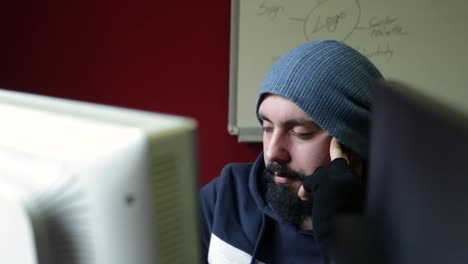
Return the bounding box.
[228,0,468,142]
[228,0,263,142]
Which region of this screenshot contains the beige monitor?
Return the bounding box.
[0,89,201,264]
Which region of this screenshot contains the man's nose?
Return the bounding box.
[265,132,290,164]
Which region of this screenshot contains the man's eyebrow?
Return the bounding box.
[258,113,271,123]
[258,113,321,130]
[283,119,321,129]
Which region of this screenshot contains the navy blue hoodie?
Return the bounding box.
[200,153,323,264]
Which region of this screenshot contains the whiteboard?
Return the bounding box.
[229,0,468,142]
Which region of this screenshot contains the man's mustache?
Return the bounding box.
[265,163,305,181]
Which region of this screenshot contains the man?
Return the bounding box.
[200,40,383,263]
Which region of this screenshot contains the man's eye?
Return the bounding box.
[262,127,273,133]
[290,130,314,138]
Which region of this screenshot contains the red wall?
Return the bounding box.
[0,0,262,186]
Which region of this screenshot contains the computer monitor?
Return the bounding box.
[366,80,468,264]
[0,89,201,264]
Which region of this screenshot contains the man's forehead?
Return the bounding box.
[258,95,321,129]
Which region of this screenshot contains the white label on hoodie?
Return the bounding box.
[208,233,265,264]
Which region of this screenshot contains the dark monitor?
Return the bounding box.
[366,80,468,264]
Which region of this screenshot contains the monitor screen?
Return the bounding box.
[367,80,468,264]
[0,89,201,264]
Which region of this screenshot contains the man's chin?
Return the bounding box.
[264,178,313,227]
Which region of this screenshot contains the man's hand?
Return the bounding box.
[298,137,365,263]
[298,138,350,201]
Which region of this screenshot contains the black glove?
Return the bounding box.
[303,158,365,262]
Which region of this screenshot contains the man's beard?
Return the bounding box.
[263,163,313,228]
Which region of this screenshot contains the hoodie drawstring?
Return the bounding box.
[250,214,267,264]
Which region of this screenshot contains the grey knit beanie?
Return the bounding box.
[256,40,383,159]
